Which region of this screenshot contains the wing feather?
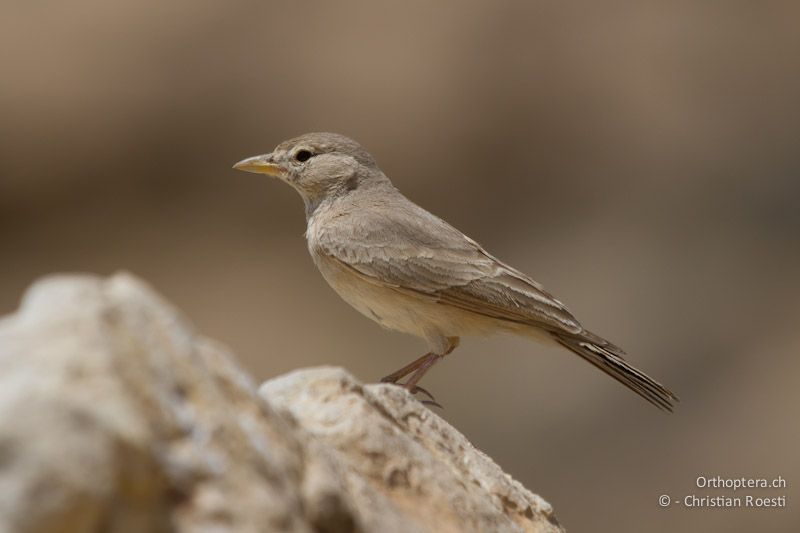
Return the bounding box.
[311,195,582,334]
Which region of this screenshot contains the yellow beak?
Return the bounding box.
[232,154,287,178]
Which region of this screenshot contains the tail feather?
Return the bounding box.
[553,332,678,412]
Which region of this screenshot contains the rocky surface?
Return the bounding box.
[0,273,562,533]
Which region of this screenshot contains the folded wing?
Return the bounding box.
[312,195,582,335]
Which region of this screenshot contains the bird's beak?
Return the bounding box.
[232,154,287,178]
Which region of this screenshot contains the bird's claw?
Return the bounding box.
[404,384,444,409]
[380,379,443,408]
[405,384,436,402]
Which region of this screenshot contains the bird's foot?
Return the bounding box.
[380,380,444,408]
[380,352,446,408]
[402,382,443,409]
[405,384,436,402]
[419,398,444,409]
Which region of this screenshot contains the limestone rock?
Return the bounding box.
[0,273,562,533]
[261,368,561,533]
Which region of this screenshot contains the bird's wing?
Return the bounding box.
[312,195,582,335]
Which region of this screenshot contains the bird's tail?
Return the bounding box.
[552,331,678,412]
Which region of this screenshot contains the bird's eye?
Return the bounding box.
[294,149,313,163]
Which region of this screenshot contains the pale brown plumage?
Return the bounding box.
[234,132,678,411]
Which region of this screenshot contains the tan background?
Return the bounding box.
[2,1,798,531]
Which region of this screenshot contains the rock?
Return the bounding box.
[0,273,562,533]
[261,368,561,533]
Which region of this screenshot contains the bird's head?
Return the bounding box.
[234,132,385,215]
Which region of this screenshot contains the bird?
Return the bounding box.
[234,132,678,411]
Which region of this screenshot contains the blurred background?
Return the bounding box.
[1,1,798,531]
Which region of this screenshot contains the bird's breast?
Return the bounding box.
[307,247,412,331]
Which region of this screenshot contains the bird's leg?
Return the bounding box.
[380,352,435,384]
[379,337,459,407]
[380,336,459,384]
[380,353,439,402]
[401,353,442,390]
